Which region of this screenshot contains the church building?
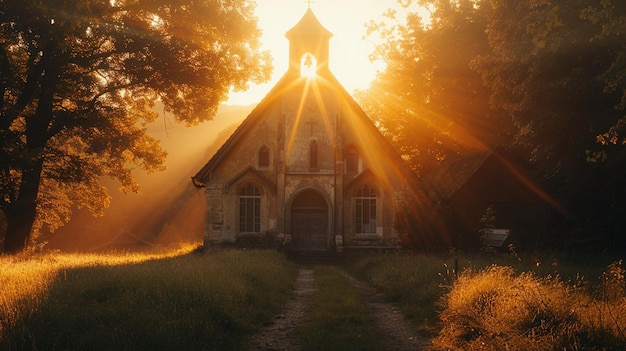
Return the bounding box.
[192,9,422,253]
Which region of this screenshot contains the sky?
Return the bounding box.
[225,0,402,105]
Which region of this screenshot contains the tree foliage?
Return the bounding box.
[0,0,271,253]
[358,0,512,177]
[582,0,626,147]
[362,0,626,249]
[473,0,622,179]
[472,0,626,247]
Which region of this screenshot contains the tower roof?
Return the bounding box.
[285,8,333,77]
[285,8,332,40]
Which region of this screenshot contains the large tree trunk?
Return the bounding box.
[2,161,43,254]
[2,45,59,254]
[3,207,37,254]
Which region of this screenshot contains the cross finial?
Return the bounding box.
[305,0,313,9]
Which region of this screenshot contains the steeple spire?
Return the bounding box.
[286,8,333,77]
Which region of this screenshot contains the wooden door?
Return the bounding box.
[291,190,329,251]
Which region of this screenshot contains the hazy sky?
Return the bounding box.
[226,0,402,105]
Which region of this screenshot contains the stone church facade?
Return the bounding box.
[192,9,421,253]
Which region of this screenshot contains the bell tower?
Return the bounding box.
[285,8,333,78]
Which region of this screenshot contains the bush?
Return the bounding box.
[433,262,626,350]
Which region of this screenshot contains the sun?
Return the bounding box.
[226,0,401,105]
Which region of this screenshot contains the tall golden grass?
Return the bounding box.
[434,261,626,350]
[347,250,625,348]
[0,245,196,339]
[1,247,297,350]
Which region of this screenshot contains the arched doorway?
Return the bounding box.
[290,190,329,251]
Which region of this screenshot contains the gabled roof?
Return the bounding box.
[224,166,276,191]
[344,168,377,189]
[192,71,292,185]
[193,9,418,192]
[424,148,564,213]
[192,71,419,189]
[423,150,491,200]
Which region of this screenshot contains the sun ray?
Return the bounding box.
[285,78,313,162]
[309,79,335,139]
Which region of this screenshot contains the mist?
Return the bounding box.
[39,105,253,251]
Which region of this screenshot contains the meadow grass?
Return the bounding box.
[0,247,297,350]
[345,249,624,341]
[0,245,195,341]
[298,265,383,351]
[3,246,623,350]
[346,253,444,336]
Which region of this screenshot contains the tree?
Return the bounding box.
[472,0,622,179]
[582,0,626,148]
[0,0,271,253]
[473,0,626,248]
[362,0,626,249]
[357,0,508,177]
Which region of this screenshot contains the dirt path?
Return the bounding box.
[248,266,431,351]
[248,268,315,351]
[340,270,432,351]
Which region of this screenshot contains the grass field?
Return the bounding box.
[1,247,624,350]
[1,247,297,350]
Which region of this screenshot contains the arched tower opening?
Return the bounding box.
[285,9,333,78]
[300,53,317,78]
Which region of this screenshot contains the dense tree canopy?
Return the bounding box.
[361,0,626,249]
[583,0,626,147]
[473,0,621,178]
[358,0,510,177]
[0,0,271,253]
[472,0,626,247]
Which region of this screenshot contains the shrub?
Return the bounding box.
[433,262,626,350]
[582,260,626,346]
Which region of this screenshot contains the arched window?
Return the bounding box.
[300,53,317,78]
[239,184,261,233]
[309,140,318,169]
[355,185,377,234]
[258,145,270,169]
[346,147,358,173]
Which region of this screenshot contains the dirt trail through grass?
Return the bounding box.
[248,268,315,351]
[340,270,431,351]
[248,266,430,351]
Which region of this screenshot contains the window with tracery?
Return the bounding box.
[239,184,261,233]
[355,185,377,234]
